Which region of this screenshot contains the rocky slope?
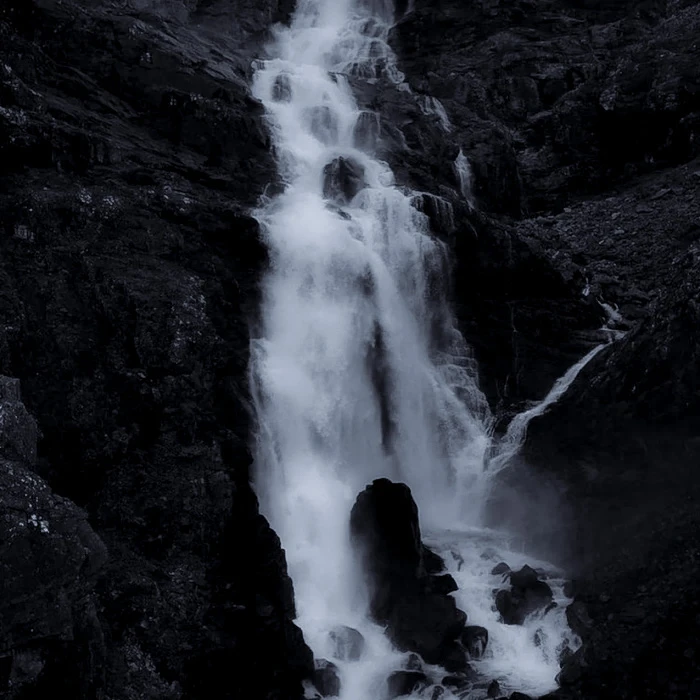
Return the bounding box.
[0,1,311,698]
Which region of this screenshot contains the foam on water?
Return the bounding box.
[249,1,593,697]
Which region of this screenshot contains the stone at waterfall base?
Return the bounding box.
[313,659,340,697]
[495,565,554,625]
[387,670,429,699]
[350,478,471,671]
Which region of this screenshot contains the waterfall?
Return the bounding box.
[249,1,584,697]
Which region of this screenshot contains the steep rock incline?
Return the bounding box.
[393,0,700,215]
[1,376,108,697]
[383,0,700,410]
[525,245,700,700]
[0,1,311,698]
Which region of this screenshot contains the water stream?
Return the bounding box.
[249,1,594,697]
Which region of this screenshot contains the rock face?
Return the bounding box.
[350,479,468,670]
[0,1,311,699]
[0,377,107,697]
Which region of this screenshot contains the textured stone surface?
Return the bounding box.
[0,1,311,698]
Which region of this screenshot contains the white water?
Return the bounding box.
[249,1,591,697]
[455,149,476,208]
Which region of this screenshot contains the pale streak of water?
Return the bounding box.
[249,1,597,697]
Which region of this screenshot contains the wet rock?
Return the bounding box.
[496,566,553,625]
[328,625,365,662]
[387,593,467,665]
[405,653,422,670]
[426,574,459,596]
[442,673,475,694]
[272,73,293,102]
[386,670,429,698]
[423,545,446,574]
[487,679,502,697]
[307,106,339,145]
[351,479,467,668]
[510,693,533,700]
[431,686,445,700]
[461,626,488,659]
[509,565,540,589]
[313,659,341,697]
[323,157,366,204]
[439,642,470,674]
[491,562,511,576]
[354,111,381,151]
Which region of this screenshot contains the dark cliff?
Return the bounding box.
[0,1,310,698]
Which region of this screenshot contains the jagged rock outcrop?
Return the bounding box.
[0,1,312,698]
[1,377,108,697]
[350,479,469,671]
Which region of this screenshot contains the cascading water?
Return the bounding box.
[249,1,589,697]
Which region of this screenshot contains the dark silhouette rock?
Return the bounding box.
[329,626,365,662]
[323,157,366,204]
[387,670,429,699]
[461,626,489,659]
[423,545,446,574]
[487,679,501,697]
[510,565,540,590]
[492,562,511,576]
[350,479,467,668]
[426,574,459,596]
[405,653,422,670]
[496,566,554,625]
[313,659,341,697]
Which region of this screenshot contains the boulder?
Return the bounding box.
[272,73,292,102]
[509,565,540,589]
[491,562,511,576]
[328,625,365,662]
[426,574,459,596]
[387,594,467,665]
[461,626,489,659]
[313,659,341,697]
[487,679,501,697]
[323,157,366,204]
[350,479,467,669]
[495,566,553,625]
[423,545,446,574]
[387,671,429,699]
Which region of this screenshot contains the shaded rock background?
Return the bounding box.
[0,1,311,698]
[1,0,700,698]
